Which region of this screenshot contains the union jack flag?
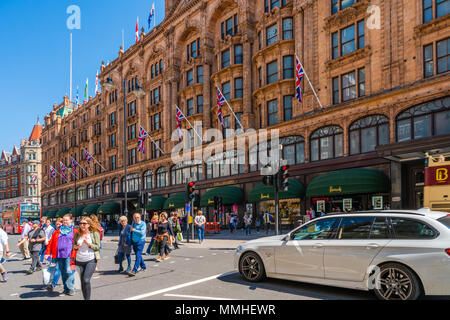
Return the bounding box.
[176,106,185,141]
[71,157,78,176]
[295,56,305,102]
[31,174,37,188]
[138,126,148,154]
[50,166,56,182]
[85,150,93,166]
[217,88,225,128]
[60,161,67,181]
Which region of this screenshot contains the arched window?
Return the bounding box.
[396,97,450,142]
[42,195,48,207]
[127,173,141,192]
[156,167,168,188]
[77,187,86,201]
[111,178,119,193]
[310,126,344,161]
[103,181,110,195]
[94,182,101,197]
[67,190,74,203]
[121,177,125,192]
[170,160,203,185]
[206,150,245,179]
[349,115,389,155]
[87,184,93,199]
[143,171,153,190]
[62,191,66,204]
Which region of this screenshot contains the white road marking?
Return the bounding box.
[93,276,100,279]
[153,264,159,267]
[212,253,217,256]
[124,271,237,300]
[170,261,175,264]
[185,258,190,261]
[10,293,18,296]
[164,294,236,300]
[199,256,204,258]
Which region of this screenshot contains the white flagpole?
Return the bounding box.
[83,154,107,173]
[216,87,244,130]
[70,156,91,176]
[53,167,68,182]
[154,3,156,28]
[175,105,202,141]
[67,167,78,179]
[37,177,50,188]
[70,33,73,104]
[296,55,324,110]
[143,126,166,155]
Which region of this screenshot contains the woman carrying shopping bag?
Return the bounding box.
[155,212,174,262]
[73,217,101,300]
[116,216,132,273]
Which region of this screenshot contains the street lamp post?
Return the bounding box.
[104,73,145,218]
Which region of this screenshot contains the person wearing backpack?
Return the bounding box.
[145,213,159,255]
[17,220,46,274]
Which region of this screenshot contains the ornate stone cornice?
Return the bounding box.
[414,15,450,40]
[325,46,372,71]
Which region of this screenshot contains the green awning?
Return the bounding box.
[42,210,50,218]
[248,179,305,202]
[163,193,200,210]
[70,206,85,217]
[146,196,167,211]
[56,207,71,218]
[200,186,243,207]
[306,168,390,197]
[82,204,101,216]
[48,210,58,218]
[97,202,121,215]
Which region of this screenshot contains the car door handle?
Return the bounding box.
[366,244,379,249]
[313,243,324,249]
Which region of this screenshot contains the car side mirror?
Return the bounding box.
[282,234,290,242]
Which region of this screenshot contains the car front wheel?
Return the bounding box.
[239,252,266,282]
[373,263,422,300]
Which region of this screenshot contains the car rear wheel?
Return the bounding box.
[239,252,266,282]
[373,263,422,300]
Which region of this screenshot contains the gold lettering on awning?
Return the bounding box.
[260,193,270,200]
[329,186,342,193]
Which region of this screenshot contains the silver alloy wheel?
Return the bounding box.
[377,267,413,300]
[241,255,261,281]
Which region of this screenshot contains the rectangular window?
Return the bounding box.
[235,112,243,131]
[424,44,434,77]
[197,95,204,114]
[154,113,160,131]
[258,32,262,50]
[221,22,225,40]
[223,116,231,138]
[437,0,450,19]
[226,17,233,37]
[267,99,278,126]
[191,40,198,59]
[332,32,339,59]
[437,38,450,74]
[341,24,356,56]
[154,87,160,104]
[197,66,204,83]
[160,60,163,74]
[282,18,293,40]
[358,67,365,97]
[266,24,278,46]
[333,77,340,105]
[332,0,339,14]
[283,96,293,121]
[128,124,136,140]
[128,149,136,165]
[283,56,294,79]
[151,65,155,78]
[222,81,231,101]
[187,69,194,86]
[110,156,116,170]
[234,78,243,98]
[267,60,278,84]
[341,71,357,102]
[187,98,194,116]
[128,101,136,116]
[258,67,262,87]
[234,14,239,34]
[222,49,231,68]
[357,20,365,49]
[234,45,243,64]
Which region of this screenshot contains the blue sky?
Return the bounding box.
[0,0,164,152]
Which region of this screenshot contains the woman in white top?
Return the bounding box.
[0,227,11,282]
[73,217,100,300]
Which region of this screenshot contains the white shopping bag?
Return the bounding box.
[42,267,53,285]
[73,266,82,291]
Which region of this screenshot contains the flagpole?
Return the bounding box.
[70,156,89,177]
[216,87,244,130]
[143,127,166,156]
[175,105,202,141]
[296,55,324,110]
[53,167,68,182]
[70,33,73,103]
[37,177,50,188]
[86,154,107,173]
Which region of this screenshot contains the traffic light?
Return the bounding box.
[185,181,196,202]
[279,165,289,191]
[262,175,274,186]
[139,191,145,208]
[146,192,152,206]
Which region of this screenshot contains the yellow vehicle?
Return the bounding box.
[424,154,450,212]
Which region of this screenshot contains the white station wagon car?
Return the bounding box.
[234,209,450,300]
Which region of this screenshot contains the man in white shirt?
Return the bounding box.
[19,220,32,259]
[0,227,11,282]
[194,211,206,244]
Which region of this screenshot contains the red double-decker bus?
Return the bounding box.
[1,202,41,234]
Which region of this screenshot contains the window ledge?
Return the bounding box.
[414,14,450,38]
[326,46,371,71]
[324,0,369,32]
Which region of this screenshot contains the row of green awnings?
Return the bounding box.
[70,206,85,217]
[82,204,100,216]
[97,202,121,215]
[248,179,305,202]
[200,186,244,207]
[164,193,200,210]
[306,168,390,197]
[146,196,167,211]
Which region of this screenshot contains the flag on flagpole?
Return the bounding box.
[216,89,226,128]
[136,17,139,42]
[295,57,305,102]
[50,166,56,182]
[31,174,37,188]
[84,78,89,101]
[148,3,155,29]
[95,71,99,93]
[71,158,78,176]
[85,150,93,167]
[138,126,148,154]
[176,106,185,141]
[60,161,67,181]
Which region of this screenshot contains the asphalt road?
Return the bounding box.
[0,233,443,301]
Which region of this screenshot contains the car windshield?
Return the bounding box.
[437,215,450,229]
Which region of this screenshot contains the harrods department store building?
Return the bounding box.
[41,0,450,223]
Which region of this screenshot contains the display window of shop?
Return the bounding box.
[312,194,390,213]
[257,199,301,225]
[310,126,343,162]
[111,179,119,193]
[349,115,389,155]
[396,96,450,142]
[127,173,140,192]
[103,181,110,195]
[156,167,168,188]
[206,150,245,179]
[170,160,202,185]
